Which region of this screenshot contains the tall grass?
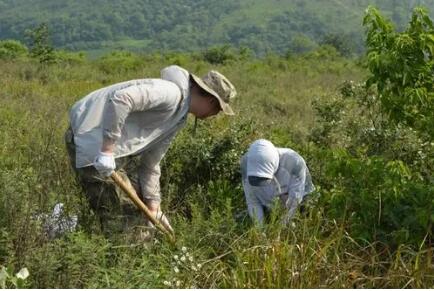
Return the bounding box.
[0,53,432,288]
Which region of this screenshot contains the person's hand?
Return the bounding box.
[93,151,116,177]
[147,210,174,234]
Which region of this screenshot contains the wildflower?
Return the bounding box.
[173,255,179,260]
[188,255,193,262]
[191,266,197,272]
[175,280,181,287]
[163,281,171,287]
[197,263,202,269]
[16,268,29,280]
[174,266,180,273]
[180,256,186,262]
[181,246,188,253]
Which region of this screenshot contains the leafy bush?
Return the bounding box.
[313,148,433,246]
[0,40,28,60]
[161,119,256,215]
[308,78,433,246]
[364,6,434,137]
[53,50,86,65]
[202,45,238,65]
[96,51,143,73]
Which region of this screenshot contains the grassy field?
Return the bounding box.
[0,49,432,288]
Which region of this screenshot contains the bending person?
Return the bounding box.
[240,139,315,225]
[65,65,236,239]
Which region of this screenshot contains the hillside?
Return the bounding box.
[1,0,434,55]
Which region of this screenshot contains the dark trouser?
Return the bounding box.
[64,127,146,235]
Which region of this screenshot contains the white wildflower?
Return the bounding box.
[197,263,202,269]
[188,255,193,262]
[173,255,179,260]
[174,266,180,273]
[191,266,197,272]
[180,256,186,262]
[175,280,181,287]
[181,246,188,253]
[163,280,171,287]
[16,268,29,280]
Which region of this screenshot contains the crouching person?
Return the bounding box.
[65,65,236,239]
[240,139,315,225]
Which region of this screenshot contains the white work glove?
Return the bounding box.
[93,151,116,177]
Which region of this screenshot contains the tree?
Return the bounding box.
[321,33,354,57]
[25,23,56,64]
[364,6,434,137]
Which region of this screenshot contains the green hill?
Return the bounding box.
[0,0,434,55]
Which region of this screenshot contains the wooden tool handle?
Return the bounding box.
[110,171,175,243]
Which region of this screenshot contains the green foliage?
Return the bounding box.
[96,51,143,74]
[308,78,433,246]
[0,40,28,60]
[0,22,432,287]
[53,50,86,65]
[162,119,255,215]
[316,149,433,245]
[25,23,56,64]
[364,6,434,136]
[202,45,237,64]
[321,33,355,57]
[1,0,434,55]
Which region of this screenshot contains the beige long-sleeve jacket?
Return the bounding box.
[69,65,191,200]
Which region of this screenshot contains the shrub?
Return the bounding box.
[0,40,28,60]
[53,50,86,65]
[202,45,238,65]
[96,51,143,73]
[161,118,256,215]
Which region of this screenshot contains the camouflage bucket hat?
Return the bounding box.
[190,70,237,115]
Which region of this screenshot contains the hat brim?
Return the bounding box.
[190,73,234,116]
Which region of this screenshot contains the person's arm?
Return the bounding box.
[280,153,307,222]
[243,180,265,225]
[94,84,174,176]
[240,154,265,225]
[102,84,167,149]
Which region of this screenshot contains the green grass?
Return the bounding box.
[0,52,432,288]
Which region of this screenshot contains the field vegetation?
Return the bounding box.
[0,6,433,288]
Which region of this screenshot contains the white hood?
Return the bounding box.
[246,139,280,179]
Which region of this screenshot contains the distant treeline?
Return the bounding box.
[0,0,433,55]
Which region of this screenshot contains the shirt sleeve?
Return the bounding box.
[102,83,169,141]
[242,180,265,225]
[288,168,307,204]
